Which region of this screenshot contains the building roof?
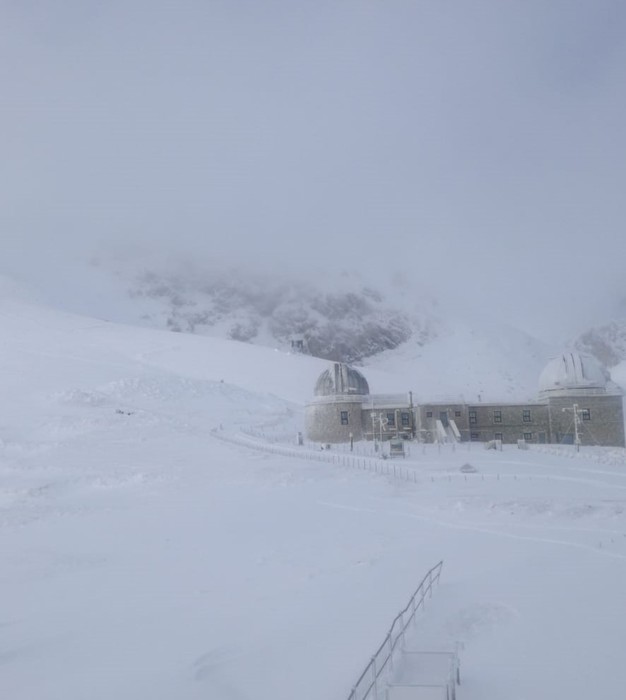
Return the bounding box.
[314,363,370,397]
[538,352,608,397]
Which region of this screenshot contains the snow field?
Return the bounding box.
[1,292,626,699]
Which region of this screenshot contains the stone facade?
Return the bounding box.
[305,397,365,443]
[439,403,552,444]
[544,394,625,447]
[305,356,625,448]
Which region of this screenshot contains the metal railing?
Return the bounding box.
[347,561,444,700]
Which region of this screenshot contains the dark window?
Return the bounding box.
[455,410,461,417]
[470,431,480,441]
[493,410,502,423]
[386,412,395,427]
[469,410,477,425]
[401,412,410,427]
[523,409,531,423]
[426,411,433,418]
[523,432,533,441]
[495,432,503,441]
[340,411,349,425]
[581,409,591,421]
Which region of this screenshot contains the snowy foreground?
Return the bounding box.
[2,292,626,700]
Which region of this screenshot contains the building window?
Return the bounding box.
[470,432,480,441]
[581,409,591,421]
[386,412,395,427]
[426,411,433,418]
[401,412,410,427]
[523,432,533,441]
[469,410,477,425]
[493,410,502,423]
[495,432,503,441]
[523,409,531,423]
[340,411,349,425]
[455,410,461,417]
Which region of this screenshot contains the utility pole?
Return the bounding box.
[371,412,378,451]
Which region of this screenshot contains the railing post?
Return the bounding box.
[429,570,433,597]
[388,635,393,671]
[400,612,405,649]
[371,656,378,700]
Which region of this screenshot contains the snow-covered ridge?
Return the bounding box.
[1,259,558,401]
[123,267,439,364]
[55,259,551,399]
[573,320,626,368]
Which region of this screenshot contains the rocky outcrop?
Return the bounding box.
[127,270,437,363]
[573,321,626,368]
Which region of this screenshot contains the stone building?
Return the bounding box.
[305,352,625,447]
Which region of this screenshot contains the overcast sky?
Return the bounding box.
[2,1,626,339]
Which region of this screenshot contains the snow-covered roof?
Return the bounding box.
[363,393,412,408]
[538,352,607,396]
[314,363,370,397]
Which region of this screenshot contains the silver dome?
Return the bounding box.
[538,352,607,396]
[314,363,370,397]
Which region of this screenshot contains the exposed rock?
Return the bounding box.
[573,321,626,368]
[125,269,437,363]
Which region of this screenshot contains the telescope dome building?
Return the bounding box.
[305,364,371,443]
[305,354,624,448]
[538,352,608,398]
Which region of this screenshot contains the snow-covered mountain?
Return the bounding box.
[13,256,554,401]
[124,267,433,364]
[572,319,626,368]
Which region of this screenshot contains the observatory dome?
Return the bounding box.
[538,352,608,397]
[314,363,370,397]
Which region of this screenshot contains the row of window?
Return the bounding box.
[425,410,463,418]
[341,408,592,428]
[471,409,535,424]
[424,409,538,423]
[491,409,533,423]
[471,432,535,441]
[340,411,412,427]
[470,409,591,424]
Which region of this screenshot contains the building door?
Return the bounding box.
[439,411,449,427]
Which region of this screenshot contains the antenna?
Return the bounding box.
[562,403,583,452]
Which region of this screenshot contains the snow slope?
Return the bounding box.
[2,282,626,700]
[4,257,552,399]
